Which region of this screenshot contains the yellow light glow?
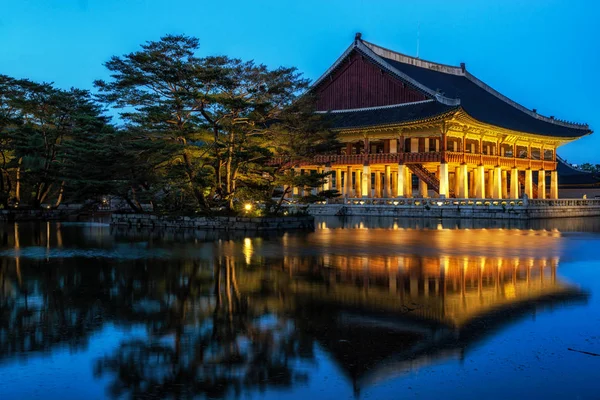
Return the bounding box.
[244,203,252,211]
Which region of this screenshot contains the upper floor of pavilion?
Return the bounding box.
[312,33,592,145]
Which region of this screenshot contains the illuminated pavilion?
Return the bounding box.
[302,33,592,199]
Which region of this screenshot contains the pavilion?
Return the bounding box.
[301,33,592,200]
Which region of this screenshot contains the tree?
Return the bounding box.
[579,163,600,174]
[10,86,113,208]
[95,34,336,214]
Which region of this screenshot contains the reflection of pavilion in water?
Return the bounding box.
[267,248,587,391]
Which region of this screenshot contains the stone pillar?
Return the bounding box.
[391,169,398,197]
[362,165,371,198]
[502,170,508,198]
[510,168,519,199]
[487,169,494,198]
[469,170,476,197]
[355,169,362,198]
[397,164,405,197]
[458,164,468,198]
[375,171,382,198]
[525,169,533,198]
[405,169,413,198]
[538,170,546,199]
[550,170,558,199]
[451,167,461,197]
[419,179,428,198]
[323,166,331,191]
[345,166,353,197]
[439,163,449,198]
[476,165,486,198]
[335,168,342,193]
[493,166,502,199]
[384,165,392,198]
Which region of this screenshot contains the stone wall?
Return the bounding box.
[110,213,315,231]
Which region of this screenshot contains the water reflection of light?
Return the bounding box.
[243,238,253,265]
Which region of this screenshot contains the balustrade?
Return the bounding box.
[270,151,557,169]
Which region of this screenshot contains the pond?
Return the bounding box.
[0,217,599,399]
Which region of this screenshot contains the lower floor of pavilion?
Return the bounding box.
[294,162,559,200]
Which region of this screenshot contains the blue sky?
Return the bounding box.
[1,0,598,163]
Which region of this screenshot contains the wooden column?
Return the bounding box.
[502,170,508,198]
[355,169,362,198]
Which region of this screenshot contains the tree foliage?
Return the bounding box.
[94,34,337,214]
[0,35,336,214]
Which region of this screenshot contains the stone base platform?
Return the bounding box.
[110,213,315,231]
[304,198,600,220]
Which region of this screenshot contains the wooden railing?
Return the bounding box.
[269,152,557,169]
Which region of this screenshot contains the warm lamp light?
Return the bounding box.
[244,203,253,211]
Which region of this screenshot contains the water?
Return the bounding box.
[0,217,599,399]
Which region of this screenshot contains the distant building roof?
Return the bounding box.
[557,157,600,186]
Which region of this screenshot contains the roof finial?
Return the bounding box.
[355,32,362,42]
[460,62,466,73]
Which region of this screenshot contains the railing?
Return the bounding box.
[318,197,600,208]
[270,152,557,169]
[323,197,526,208]
[528,199,600,207]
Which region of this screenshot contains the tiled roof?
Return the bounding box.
[382,56,589,138]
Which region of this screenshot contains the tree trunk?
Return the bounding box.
[274,186,291,215]
[54,181,65,208]
[15,158,22,204]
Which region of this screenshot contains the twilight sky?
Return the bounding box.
[1,0,598,163]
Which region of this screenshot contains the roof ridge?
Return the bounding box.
[315,99,437,114]
[362,40,465,75]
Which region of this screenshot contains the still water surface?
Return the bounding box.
[0,217,599,399]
